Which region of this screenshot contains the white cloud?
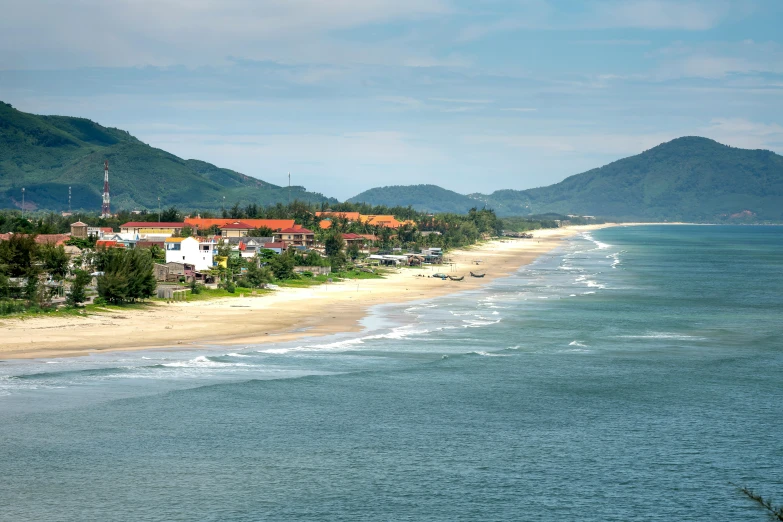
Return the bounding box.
[591,0,732,30]
[0,0,451,69]
[700,118,783,150]
[463,132,678,155]
[135,130,448,197]
[652,40,783,79]
[430,97,492,104]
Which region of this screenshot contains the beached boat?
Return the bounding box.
[470,271,485,278]
[448,275,464,281]
[432,273,449,279]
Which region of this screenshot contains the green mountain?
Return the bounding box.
[348,137,783,221]
[347,184,481,214]
[482,137,783,221]
[0,102,336,212]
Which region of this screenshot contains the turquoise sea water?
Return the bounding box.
[1,225,782,521]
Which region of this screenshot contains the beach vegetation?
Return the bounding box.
[65,269,91,306]
[95,248,156,304]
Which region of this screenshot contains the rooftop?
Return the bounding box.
[220,221,254,230]
[280,227,313,234]
[120,222,185,228]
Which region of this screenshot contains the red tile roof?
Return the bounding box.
[96,240,125,248]
[280,227,313,234]
[35,234,71,246]
[263,242,286,249]
[220,221,254,229]
[342,233,363,240]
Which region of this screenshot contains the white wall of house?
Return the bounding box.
[165,237,215,271]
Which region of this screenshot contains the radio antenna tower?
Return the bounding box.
[101,160,111,218]
[68,186,72,213]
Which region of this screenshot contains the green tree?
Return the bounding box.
[96,248,155,304]
[160,207,182,222]
[66,269,91,306]
[346,242,360,260]
[248,226,275,238]
[269,251,296,280]
[0,233,39,277]
[324,232,345,257]
[39,243,69,281]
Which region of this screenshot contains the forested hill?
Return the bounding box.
[0,102,336,212]
[348,138,783,221]
[477,137,783,221]
[347,184,481,214]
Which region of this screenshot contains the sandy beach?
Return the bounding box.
[0,225,612,360]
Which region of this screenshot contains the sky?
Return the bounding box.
[1,0,782,200]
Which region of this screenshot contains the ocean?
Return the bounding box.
[1,225,781,521]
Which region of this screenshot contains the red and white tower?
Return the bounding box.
[101,160,111,218]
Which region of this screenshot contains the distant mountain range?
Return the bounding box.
[3,101,782,221]
[350,137,783,221]
[0,102,335,212]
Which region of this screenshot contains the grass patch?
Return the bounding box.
[278,268,386,288]
[180,287,272,301]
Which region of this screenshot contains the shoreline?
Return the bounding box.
[0,224,613,361]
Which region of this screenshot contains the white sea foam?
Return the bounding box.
[569,340,587,347]
[226,353,251,358]
[471,351,510,357]
[462,318,501,327]
[617,332,707,341]
[162,356,250,368]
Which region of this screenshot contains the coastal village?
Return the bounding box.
[0,208,461,308]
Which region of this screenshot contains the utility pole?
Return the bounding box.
[288,172,291,207]
[21,187,25,217]
[68,186,72,213]
[158,196,161,223]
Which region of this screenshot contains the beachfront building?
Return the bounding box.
[164,237,216,271]
[277,227,315,248]
[120,222,185,237]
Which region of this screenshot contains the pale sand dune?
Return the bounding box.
[0,225,611,360]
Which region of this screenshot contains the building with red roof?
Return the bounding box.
[219,221,256,238]
[278,227,315,248]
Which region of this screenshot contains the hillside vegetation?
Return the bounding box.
[483,137,783,221]
[348,184,481,214]
[348,137,783,221]
[0,102,335,213]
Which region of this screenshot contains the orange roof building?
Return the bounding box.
[185,217,295,231]
[315,211,362,221]
[316,212,407,229]
[360,215,403,228]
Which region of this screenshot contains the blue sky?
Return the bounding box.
[1,0,782,200]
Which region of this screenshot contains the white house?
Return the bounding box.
[165,237,216,271]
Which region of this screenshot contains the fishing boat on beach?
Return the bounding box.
[448,275,464,281]
[432,273,449,279]
[470,271,485,278]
